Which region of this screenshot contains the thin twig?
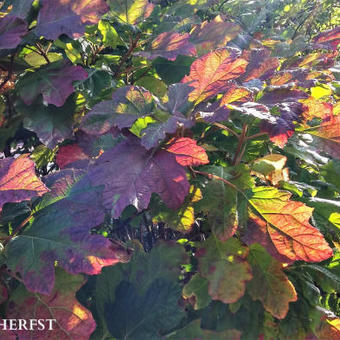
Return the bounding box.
[114,33,141,79]
[213,122,240,139]
[246,131,268,141]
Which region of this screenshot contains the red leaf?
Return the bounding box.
[86,135,190,217]
[182,48,248,104]
[166,137,209,167]
[313,27,340,50]
[56,144,89,169]
[0,155,49,213]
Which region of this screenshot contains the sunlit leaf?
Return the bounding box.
[0,155,49,213]
[182,48,248,104]
[309,115,340,159]
[4,269,96,339]
[6,169,130,295]
[80,86,154,135]
[108,0,154,25]
[247,186,333,263]
[247,244,297,319]
[36,0,109,39]
[135,32,196,61]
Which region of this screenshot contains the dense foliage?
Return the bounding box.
[0,0,340,339]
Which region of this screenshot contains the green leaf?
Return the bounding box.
[153,56,194,85]
[247,244,297,319]
[166,319,241,340]
[105,279,184,339]
[108,0,154,25]
[94,241,188,325]
[196,237,252,303]
[98,20,118,47]
[196,164,254,240]
[182,273,211,310]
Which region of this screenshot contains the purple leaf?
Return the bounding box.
[35,0,109,40]
[0,16,27,50]
[141,114,194,150]
[15,95,77,148]
[166,83,194,115]
[258,89,308,106]
[80,86,154,135]
[86,135,190,218]
[5,169,130,295]
[195,101,231,123]
[190,16,241,55]
[239,48,279,83]
[135,32,196,61]
[17,61,88,107]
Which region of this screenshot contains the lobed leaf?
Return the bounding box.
[6,169,130,295]
[56,144,89,169]
[86,135,190,217]
[189,16,241,56]
[80,86,154,135]
[36,0,109,39]
[108,0,154,25]
[182,48,248,104]
[135,32,196,61]
[0,15,27,50]
[248,186,333,263]
[247,244,297,319]
[196,237,252,303]
[166,137,209,167]
[4,269,96,339]
[17,61,88,107]
[0,155,49,213]
[309,115,340,159]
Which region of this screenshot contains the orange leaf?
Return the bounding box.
[309,115,340,159]
[166,137,209,166]
[301,96,333,121]
[0,155,49,212]
[248,187,333,263]
[182,48,248,104]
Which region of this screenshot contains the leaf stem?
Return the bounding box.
[191,168,239,192]
[35,42,51,64]
[2,215,33,246]
[233,123,248,165]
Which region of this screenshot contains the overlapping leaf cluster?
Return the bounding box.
[0,0,339,339]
